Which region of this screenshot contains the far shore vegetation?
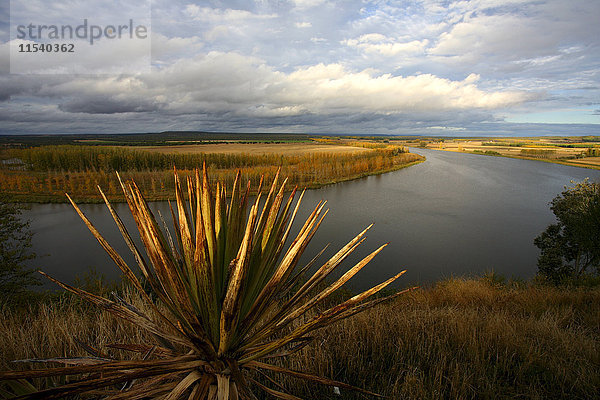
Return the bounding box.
[404,135,600,170]
[0,134,423,203]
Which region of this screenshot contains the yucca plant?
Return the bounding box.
[0,165,411,399]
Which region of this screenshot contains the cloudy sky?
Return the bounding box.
[1,0,599,136]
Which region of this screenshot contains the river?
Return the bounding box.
[23,148,600,291]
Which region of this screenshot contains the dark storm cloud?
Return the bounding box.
[58,97,163,114]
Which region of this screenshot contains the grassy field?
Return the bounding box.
[399,137,600,169]
[568,156,600,167]
[2,277,598,399]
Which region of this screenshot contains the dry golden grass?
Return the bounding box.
[569,157,600,167]
[2,278,598,399]
[289,278,600,399]
[125,143,370,155]
[0,287,154,369]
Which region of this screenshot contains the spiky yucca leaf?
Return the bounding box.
[0,165,413,399]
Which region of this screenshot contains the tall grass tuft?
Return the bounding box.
[0,165,410,399]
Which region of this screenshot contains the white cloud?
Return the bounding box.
[151,33,203,62]
[291,0,326,10]
[8,52,530,118]
[428,126,467,131]
[352,33,387,43]
[430,0,600,69]
[344,34,429,56]
[184,5,277,22]
[277,64,530,113]
[0,50,532,123]
[295,21,312,28]
[430,14,556,62]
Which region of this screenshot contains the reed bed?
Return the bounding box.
[0,146,422,203]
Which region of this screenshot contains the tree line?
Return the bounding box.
[9,145,408,172]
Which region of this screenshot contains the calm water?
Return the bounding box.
[23,149,600,291]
